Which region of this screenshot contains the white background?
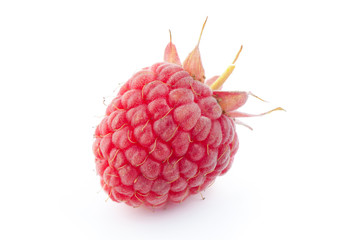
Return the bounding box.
[1,0,341,239]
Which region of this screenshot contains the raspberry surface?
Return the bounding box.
[93,62,239,208]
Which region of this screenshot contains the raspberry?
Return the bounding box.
[93,18,284,208]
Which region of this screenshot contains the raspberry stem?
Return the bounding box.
[210,45,243,90]
[232,45,243,64]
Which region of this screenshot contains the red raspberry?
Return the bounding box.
[93,18,283,208]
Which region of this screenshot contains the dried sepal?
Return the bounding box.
[226,107,285,118]
[164,30,181,65]
[233,119,253,131]
[183,46,205,82]
[214,91,265,112]
[214,91,249,112]
[183,17,208,83]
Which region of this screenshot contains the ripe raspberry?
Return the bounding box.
[93,18,283,208]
